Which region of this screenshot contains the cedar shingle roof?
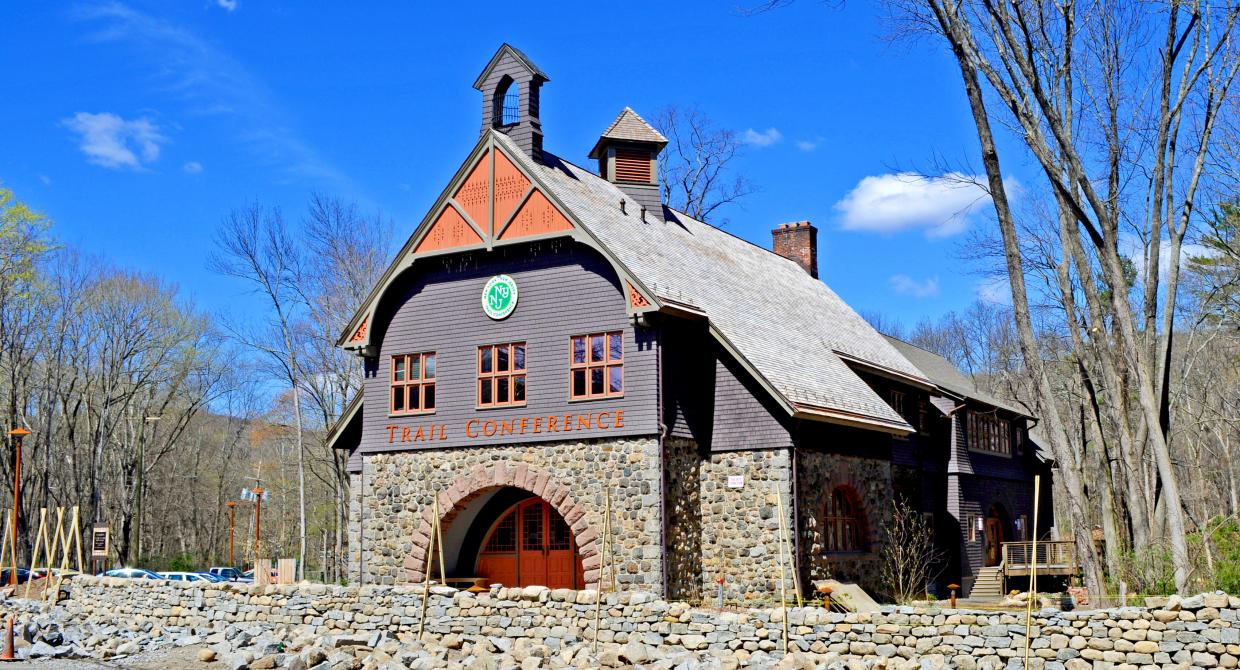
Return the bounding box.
[882,335,1031,418]
[491,132,929,431]
[589,108,668,158]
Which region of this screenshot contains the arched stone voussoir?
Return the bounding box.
[407,461,602,586]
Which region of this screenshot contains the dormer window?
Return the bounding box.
[494,77,520,127]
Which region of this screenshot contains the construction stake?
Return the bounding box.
[775,485,789,656]
[417,499,440,641]
[1023,474,1041,670]
[593,489,611,652]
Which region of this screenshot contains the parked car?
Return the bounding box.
[159,571,215,583]
[0,568,35,584]
[208,566,243,581]
[196,572,225,583]
[101,568,162,579]
[29,567,80,580]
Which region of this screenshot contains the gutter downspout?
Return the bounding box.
[655,322,669,599]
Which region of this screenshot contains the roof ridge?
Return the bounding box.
[542,148,811,276]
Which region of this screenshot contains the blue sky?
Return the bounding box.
[2,1,1019,327]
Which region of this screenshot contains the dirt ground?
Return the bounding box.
[5,645,222,669]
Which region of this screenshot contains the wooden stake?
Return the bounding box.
[417,505,437,641]
[434,498,446,584]
[774,487,789,656]
[1023,475,1041,670]
[776,489,802,608]
[593,489,611,652]
[24,508,49,600]
[0,510,12,588]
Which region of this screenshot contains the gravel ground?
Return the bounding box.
[5,645,222,669]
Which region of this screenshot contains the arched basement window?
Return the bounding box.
[824,486,867,553]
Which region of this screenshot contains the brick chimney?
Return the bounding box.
[772,221,818,278]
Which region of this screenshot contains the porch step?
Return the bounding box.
[967,566,1005,600]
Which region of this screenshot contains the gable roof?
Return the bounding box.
[473,43,549,90]
[336,127,931,434]
[588,108,668,158]
[491,132,929,431]
[882,335,1031,418]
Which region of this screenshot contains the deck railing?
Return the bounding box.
[1001,540,1077,575]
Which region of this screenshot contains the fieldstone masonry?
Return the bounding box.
[798,450,894,594]
[16,577,1240,669]
[355,437,663,590]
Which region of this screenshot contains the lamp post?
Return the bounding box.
[226,501,237,569]
[252,485,265,560]
[8,428,29,586]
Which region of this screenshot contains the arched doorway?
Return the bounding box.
[984,503,1009,567]
[475,497,584,589]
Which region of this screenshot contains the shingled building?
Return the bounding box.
[329,44,1050,601]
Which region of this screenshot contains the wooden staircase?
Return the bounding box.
[967,566,1005,601]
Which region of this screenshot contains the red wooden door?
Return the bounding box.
[985,517,1004,566]
[518,500,549,586]
[477,498,580,589]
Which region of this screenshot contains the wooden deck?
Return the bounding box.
[1001,540,1078,577]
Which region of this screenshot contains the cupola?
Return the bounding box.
[474,44,549,159]
[590,108,667,220]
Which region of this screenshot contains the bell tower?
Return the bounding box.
[474,44,549,160]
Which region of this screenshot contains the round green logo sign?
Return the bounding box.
[482,274,518,320]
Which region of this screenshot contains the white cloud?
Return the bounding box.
[217,0,238,10]
[795,138,823,152]
[38,175,51,186]
[741,127,783,147]
[74,3,351,188]
[976,276,1012,305]
[889,274,940,298]
[61,112,166,170]
[182,160,203,173]
[834,172,1004,237]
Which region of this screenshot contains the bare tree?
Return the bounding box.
[651,107,756,223]
[210,204,310,579]
[878,498,946,604]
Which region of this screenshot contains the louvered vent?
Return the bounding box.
[613,148,652,183]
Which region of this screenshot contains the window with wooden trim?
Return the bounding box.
[967,411,1012,455]
[823,486,867,553]
[570,331,623,400]
[478,342,526,408]
[613,148,652,183]
[390,352,436,415]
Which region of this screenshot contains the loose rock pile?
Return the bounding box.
[5,577,1240,669]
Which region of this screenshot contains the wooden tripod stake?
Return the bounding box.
[417,497,447,641]
[1023,475,1041,670]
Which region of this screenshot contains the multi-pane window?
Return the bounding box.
[483,513,516,552]
[478,342,526,408]
[390,352,436,415]
[570,331,624,400]
[967,411,1012,455]
[823,487,867,553]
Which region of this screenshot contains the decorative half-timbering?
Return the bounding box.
[333,44,1051,601]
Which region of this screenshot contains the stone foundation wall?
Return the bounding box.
[797,450,894,596]
[663,437,702,602]
[697,448,793,602]
[357,437,662,591]
[28,577,1240,669]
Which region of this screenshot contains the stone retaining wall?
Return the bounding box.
[35,577,1240,668]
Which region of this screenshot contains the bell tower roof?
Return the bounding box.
[473,43,549,91]
[588,107,667,159]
